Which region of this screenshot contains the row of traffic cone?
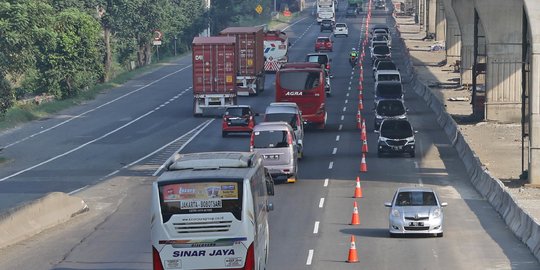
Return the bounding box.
[348,1,373,263]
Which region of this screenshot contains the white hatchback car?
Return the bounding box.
[333,23,348,37]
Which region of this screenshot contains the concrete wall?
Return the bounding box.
[475,0,523,122]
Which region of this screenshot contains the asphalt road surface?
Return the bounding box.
[0,2,538,270]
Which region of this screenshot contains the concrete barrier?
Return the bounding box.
[0,192,88,249]
[406,50,540,262]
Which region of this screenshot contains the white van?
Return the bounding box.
[151,152,275,270]
[264,102,305,158]
[250,122,299,183]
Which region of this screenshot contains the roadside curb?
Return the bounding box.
[0,192,88,249]
[391,14,540,262]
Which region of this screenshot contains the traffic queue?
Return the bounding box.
[151,1,446,269]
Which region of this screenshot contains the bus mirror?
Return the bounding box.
[266,177,275,196]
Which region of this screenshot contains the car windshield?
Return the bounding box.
[265,113,298,128]
[306,55,328,65]
[336,23,346,28]
[380,120,413,139]
[377,101,405,116]
[377,84,402,98]
[279,71,321,91]
[226,107,250,117]
[253,130,289,148]
[395,191,437,206]
[377,62,397,70]
[373,46,390,54]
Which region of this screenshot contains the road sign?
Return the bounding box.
[255,4,263,14]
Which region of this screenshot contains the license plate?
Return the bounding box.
[391,146,402,150]
[409,222,424,226]
[263,154,279,160]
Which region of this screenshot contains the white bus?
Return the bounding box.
[317,0,335,23]
[151,152,275,270]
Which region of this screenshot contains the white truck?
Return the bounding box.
[317,0,335,23]
[263,30,289,72]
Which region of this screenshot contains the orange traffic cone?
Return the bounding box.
[354,176,363,198]
[361,124,367,141]
[359,91,364,101]
[351,201,361,225]
[362,139,369,153]
[358,99,364,110]
[356,111,362,129]
[360,153,368,172]
[347,236,359,263]
[357,82,363,91]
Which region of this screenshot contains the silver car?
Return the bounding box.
[264,102,305,158]
[250,122,298,183]
[384,187,448,237]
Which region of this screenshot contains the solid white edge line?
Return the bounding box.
[319,198,325,208]
[306,249,314,265]
[324,178,329,187]
[68,185,89,195]
[313,221,320,234]
[0,91,189,183]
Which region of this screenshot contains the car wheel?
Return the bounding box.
[222,131,228,137]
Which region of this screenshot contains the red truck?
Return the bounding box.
[220,27,265,96]
[192,36,237,116]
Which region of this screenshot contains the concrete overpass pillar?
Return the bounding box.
[442,0,460,64]
[427,0,437,36]
[452,0,475,85]
[476,0,523,122]
[435,0,446,41]
[529,51,540,184]
[524,0,540,185]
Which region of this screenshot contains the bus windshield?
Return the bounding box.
[159,180,243,222]
[279,71,321,91]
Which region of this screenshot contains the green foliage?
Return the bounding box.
[210,0,272,34]
[35,8,103,98]
[0,0,54,77]
[0,76,14,115]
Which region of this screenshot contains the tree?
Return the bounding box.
[35,8,103,98]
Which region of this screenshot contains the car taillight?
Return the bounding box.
[287,132,293,145]
[152,247,164,270]
[326,64,330,70]
[243,243,255,270]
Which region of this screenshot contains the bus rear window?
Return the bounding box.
[279,71,321,91]
[159,181,243,223]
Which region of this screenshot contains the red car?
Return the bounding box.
[222,105,257,137]
[315,36,333,52]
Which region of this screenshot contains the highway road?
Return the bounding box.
[0,1,538,269]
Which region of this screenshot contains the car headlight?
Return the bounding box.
[406,136,415,143]
[432,208,442,218]
[398,114,407,119]
[378,136,388,143]
[376,114,383,119]
[391,209,400,217]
